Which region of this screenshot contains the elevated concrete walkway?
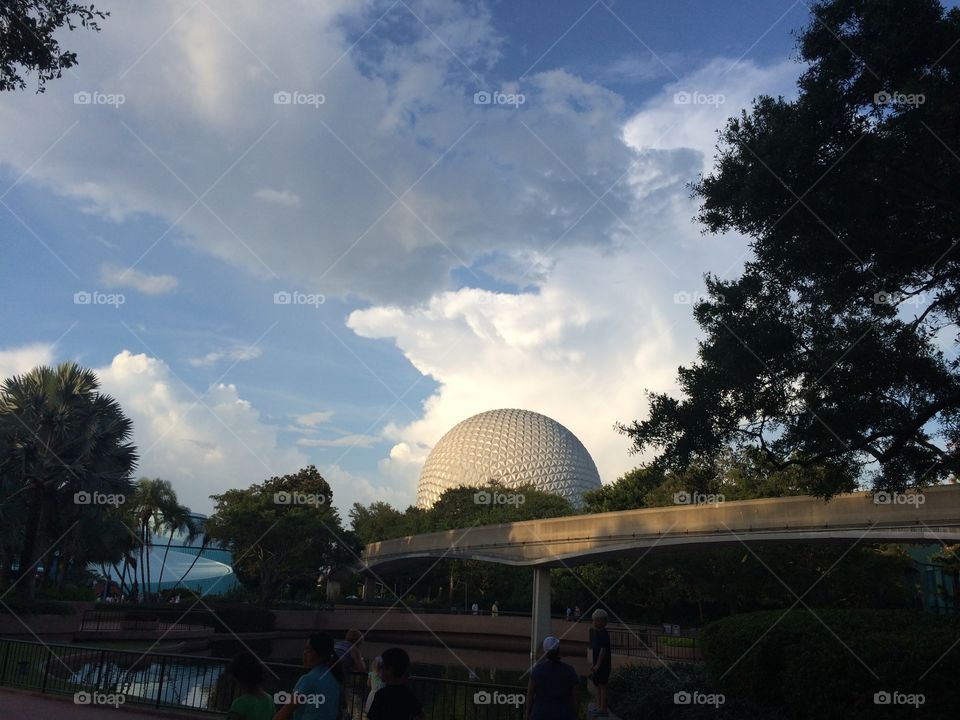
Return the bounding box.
[359,485,960,661]
[361,486,960,571]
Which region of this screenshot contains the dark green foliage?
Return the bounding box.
[609,664,773,720]
[701,609,960,718]
[0,362,138,599]
[566,453,916,624]
[0,0,108,91]
[206,465,354,604]
[621,0,960,496]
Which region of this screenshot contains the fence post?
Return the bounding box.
[154,656,166,708]
[0,639,10,686]
[39,647,51,694]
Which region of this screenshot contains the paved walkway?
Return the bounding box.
[587,700,622,719]
[0,689,200,719]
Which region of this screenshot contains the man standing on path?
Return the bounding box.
[589,610,611,717]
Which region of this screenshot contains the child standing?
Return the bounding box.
[225,652,275,720]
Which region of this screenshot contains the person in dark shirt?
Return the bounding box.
[589,609,611,716]
[526,636,579,720]
[365,647,423,720]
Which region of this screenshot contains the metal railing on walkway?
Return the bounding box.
[0,637,526,718]
[79,607,216,634]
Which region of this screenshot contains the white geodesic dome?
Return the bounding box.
[415,408,602,509]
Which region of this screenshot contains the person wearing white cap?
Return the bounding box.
[525,635,579,720]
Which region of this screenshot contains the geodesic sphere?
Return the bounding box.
[416,408,602,509]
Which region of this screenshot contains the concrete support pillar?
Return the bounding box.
[362,575,377,602]
[530,567,551,663]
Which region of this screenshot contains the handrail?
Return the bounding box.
[0,637,529,718]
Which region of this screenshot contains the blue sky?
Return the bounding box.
[0,0,828,514]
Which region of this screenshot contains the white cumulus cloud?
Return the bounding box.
[95,350,307,512]
[348,58,801,504]
[0,343,56,380]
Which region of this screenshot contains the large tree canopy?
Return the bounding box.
[1,0,108,92]
[206,465,352,603]
[622,0,960,495]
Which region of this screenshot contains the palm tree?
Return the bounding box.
[66,506,137,593]
[130,478,186,600]
[173,532,211,591]
[0,363,137,600]
[156,506,197,594]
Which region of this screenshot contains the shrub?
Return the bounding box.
[701,609,960,719]
[609,664,770,720]
[38,584,95,601]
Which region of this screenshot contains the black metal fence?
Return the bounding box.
[607,627,701,665]
[0,637,526,718]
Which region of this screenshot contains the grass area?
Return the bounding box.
[658,635,696,648]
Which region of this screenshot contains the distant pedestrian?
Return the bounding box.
[226,651,275,720]
[365,647,423,720]
[526,636,578,720]
[565,607,572,622]
[589,610,611,717]
[491,601,499,617]
[471,602,479,615]
[274,632,343,720]
[573,606,581,621]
